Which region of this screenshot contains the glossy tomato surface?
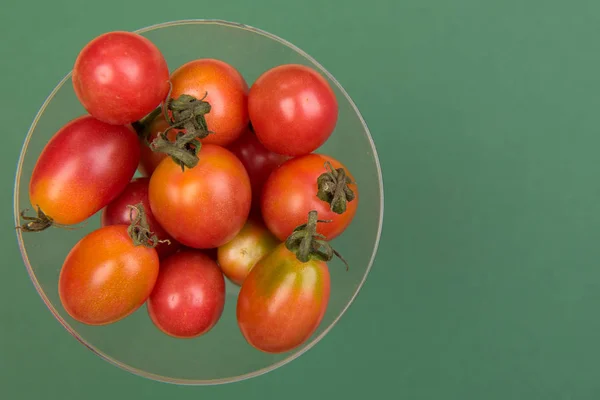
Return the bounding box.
[248,64,338,156]
[148,250,225,338]
[261,153,358,241]
[217,217,279,286]
[29,115,140,226]
[237,243,331,353]
[227,128,289,212]
[59,225,160,325]
[101,177,180,259]
[148,144,252,249]
[169,59,249,146]
[72,31,169,125]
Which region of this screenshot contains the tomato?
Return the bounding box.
[169,59,249,146]
[59,224,160,325]
[148,144,251,249]
[147,250,225,338]
[217,217,279,286]
[101,177,181,259]
[72,31,170,125]
[261,153,358,241]
[236,243,331,353]
[21,115,140,231]
[227,128,289,212]
[248,64,338,156]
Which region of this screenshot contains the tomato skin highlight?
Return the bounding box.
[59,225,160,325]
[169,59,249,146]
[261,153,358,241]
[148,144,252,249]
[236,243,331,353]
[217,217,279,286]
[148,250,225,338]
[72,31,170,125]
[227,128,289,212]
[248,64,338,156]
[29,115,140,226]
[101,177,181,259]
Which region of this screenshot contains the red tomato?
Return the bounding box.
[169,59,249,146]
[248,64,338,156]
[217,217,279,286]
[101,177,181,259]
[148,250,225,338]
[148,144,252,249]
[59,225,160,325]
[237,243,331,353]
[24,115,140,230]
[227,128,289,212]
[261,153,358,241]
[72,31,169,125]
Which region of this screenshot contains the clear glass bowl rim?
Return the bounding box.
[13,18,385,385]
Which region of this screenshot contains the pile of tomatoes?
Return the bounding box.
[19,31,359,354]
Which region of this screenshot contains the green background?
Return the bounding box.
[2,0,600,398]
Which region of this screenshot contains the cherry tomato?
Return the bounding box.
[148,144,252,249]
[101,177,181,259]
[227,128,289,212]
[236,242,331,353]
[261,153,358,241]
[169,59,249,146]
[217,217,279,286]
[24,115,140,230]
[248,64,338,156]
[72,31,170,125]
[148,250,225,338]
[59,224,159,325]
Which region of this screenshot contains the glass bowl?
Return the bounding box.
[13,19,384,385]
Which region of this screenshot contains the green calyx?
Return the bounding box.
[285,210,349,270]
[126,203,169,248]
[316,161,355,214]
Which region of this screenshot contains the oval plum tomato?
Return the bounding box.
[148,250,225,338]
[72,31,169,125]
[261,153,358,241]
[148,144,252,249]
[227,128,289,212]
[169,59,249,146]
[59,223,160,325]
[237,211,342,353]
[101,177,181,259]
[21,115,140,232]
[217,217,279,286]
[248,64,338,156]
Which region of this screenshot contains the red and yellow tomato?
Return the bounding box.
[148,144,252,249]
[236,243,331,353]
[59,225,160,325]
[28,115,140,227]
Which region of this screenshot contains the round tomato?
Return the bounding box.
[261,153,358,241]
[148,144,251,249]
[148,250,225,338]
[227,128,289,212]
[217,217,279,286]
[101,177,180,259]
[169,59,249,146]
[248,64,338,156]
[59,224,160,325]
[72,31,169,125]
[21,115,140,231]
[236,242,331,353]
